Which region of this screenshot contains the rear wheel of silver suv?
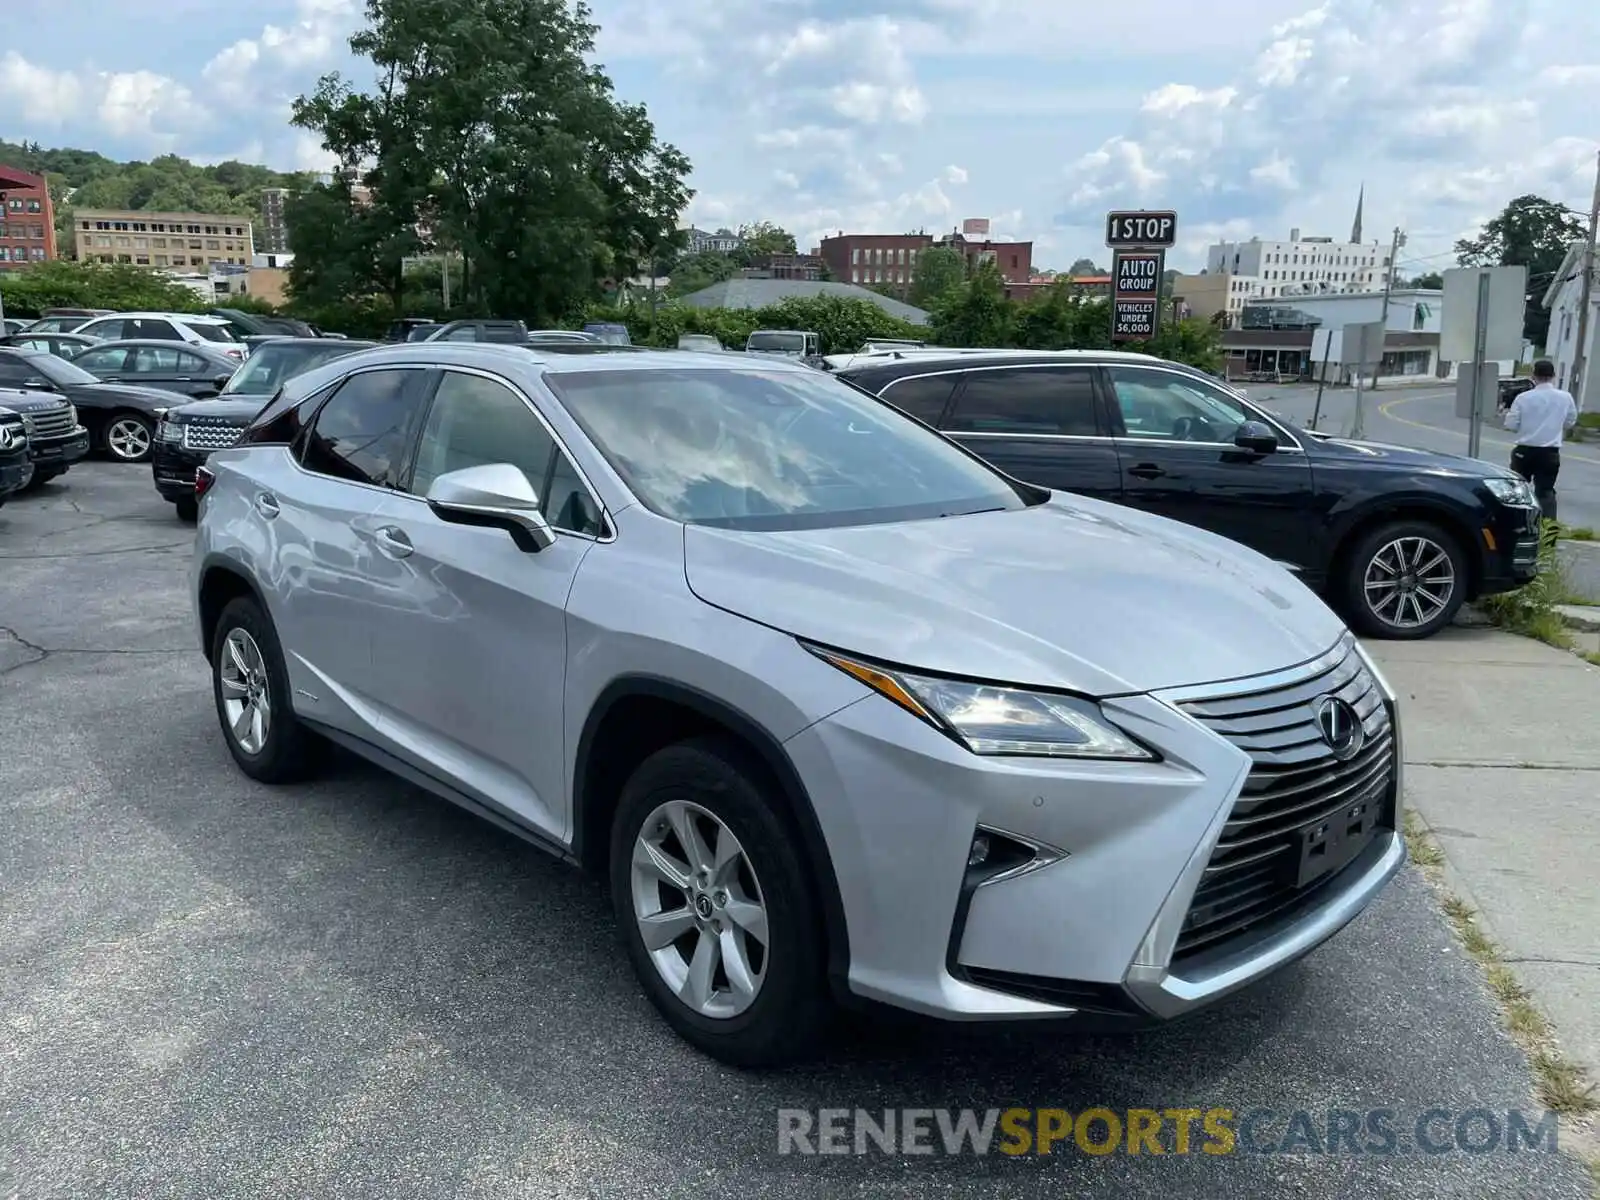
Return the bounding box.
[211,596,324,783]
[609,737,830,1066]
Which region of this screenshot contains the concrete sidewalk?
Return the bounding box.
[1367,629,1600,1114]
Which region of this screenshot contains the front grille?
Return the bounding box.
[27,406,74,440]
[182,419,244,452]
[1172,642,1395,961]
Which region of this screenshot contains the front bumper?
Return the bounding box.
[783,634,1404,1023]
[28,428,90,473]
[0,448,32,497]
[1476,503,1543,596]
[151,440,212,502]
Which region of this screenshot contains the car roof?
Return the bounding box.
[77,338,238,355]
[255,337,379,349]
[833,348,1170,376]
[85,311,230,323]
[289,341,813,379]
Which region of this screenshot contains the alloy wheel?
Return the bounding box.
[630,799,769,1019]
[218,627,272,755]
[1363,535,1456,630]
[106,417,152,461]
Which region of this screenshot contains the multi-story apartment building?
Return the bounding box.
[0,165,57,268]
[751,252,823,281]
[684,227,743,255]
[259,187,290,253]
[821,222,1035,296]
[1205,196,1391,300]
[73,209,255,270]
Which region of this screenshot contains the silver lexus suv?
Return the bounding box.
[191,343,1405,1066]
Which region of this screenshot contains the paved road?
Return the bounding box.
[1,465,1593,1199]
[1248,382,1600,602]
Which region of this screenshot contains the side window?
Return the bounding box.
[409,371,555,498]
[879,374,955,424]
[543,449,605,536]
[1108,368,1248,442]
[135,319,181,340]
[76,347,131,374]
[132,345,183,373]
[0,357,31,387]
[299,369,426,487]
[945,367,1100,436]
[176,351,210,374]
[443,326,479,342]
[86,319,126,340]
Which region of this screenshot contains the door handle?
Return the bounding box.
[254,492,280,519]
[1128,464,1166,480]
[373,525,413,559]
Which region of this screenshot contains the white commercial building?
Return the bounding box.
[1205,189,1394,302]
[1253,289,1444,383]
[1542,239,1599,410]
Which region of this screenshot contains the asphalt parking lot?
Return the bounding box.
[2,464,1593,1199]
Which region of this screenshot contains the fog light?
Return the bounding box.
[968,834,991,867]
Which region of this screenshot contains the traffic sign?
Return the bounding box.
[1105,210,1177,248]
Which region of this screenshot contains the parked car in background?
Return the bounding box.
[0,407,33,504]
[71,339,240,400]
[746,330,820,362]
[191,343,1403,1066]
[387,317,438,342]
[0,347,182,464]
[23,309,111,334]
[677,334,723,352]
[208,308,319,340]
[0,382,88,487]
[153,337,379,519]
[74,312,245,361]
[835,349,1542,640]
[582,322,631,345]
[423,319,532,344]
[527,330,601,345]
[0,332,101,360]
[1,318,29,336]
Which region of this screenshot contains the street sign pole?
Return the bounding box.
[1466,269,1491,461]
[1311,330,1333,430]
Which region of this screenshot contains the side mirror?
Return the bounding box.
[23,376,52,390]
[1234,420,1279,455]
[425,463,557,552]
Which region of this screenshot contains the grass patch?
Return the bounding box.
[1578,411,1600,430]
[1479,530,1577,649]
[1562,525,1598,542]
[1405,812,1599,1120]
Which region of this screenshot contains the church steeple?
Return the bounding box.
[1351,184,1365,244]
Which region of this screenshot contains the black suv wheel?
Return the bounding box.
[1342,519,1467,639]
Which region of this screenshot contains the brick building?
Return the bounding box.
[73,208,255,270]
[819,233,933,293]
[752,252,824,281]
[0,166,57,269]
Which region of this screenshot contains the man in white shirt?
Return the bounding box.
[1504,359,1578,521]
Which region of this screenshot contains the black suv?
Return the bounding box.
[836,350,1542,639]
[152,337,379,519]
[423,319,531,344]
[0,385,88,489]
[0,407,32,504]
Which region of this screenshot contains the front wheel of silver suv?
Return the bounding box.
[609,737,831,1067]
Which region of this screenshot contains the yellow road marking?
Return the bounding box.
[1375,393,1600,468]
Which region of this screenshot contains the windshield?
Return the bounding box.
[584,324,631,345]
[221,344,363,394]
[29,353,99,387]
[549,367,1029,531]
[746,332,805,353]
[182,321,239,343]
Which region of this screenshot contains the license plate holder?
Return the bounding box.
[1295,799,1379,888]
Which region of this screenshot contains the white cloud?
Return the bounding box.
[202,0,358,108]
[944,164,968,185]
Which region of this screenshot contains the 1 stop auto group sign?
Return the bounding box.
[1105,210,1177,342]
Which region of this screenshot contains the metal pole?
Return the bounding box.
[1467,269,1491,460]
[1311,329,1333,429]
[1567,148,1600,410]
[441,251,450,309]
[1355,226,1405,437]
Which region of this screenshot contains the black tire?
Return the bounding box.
[102,412,154,463]
[609,737,831,1067]
[173,495,198,522]
[210,595,325,783]
[19,468,56,492]
[1341,519,1467,639]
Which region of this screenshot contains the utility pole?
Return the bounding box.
[1353,225,1405,439]
[1567,149,1600,411]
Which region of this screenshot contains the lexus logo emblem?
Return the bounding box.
[1315,696,1364,761]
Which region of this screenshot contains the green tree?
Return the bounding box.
[291,0,690,323]
[1456,194,1586,347]
[1067,256,1105,277]
[1407,271,1443,289]
[908,245,967,308]
[667,250,736,297]
[0,261,209,317]
[734,221,797,263]
[929,261,1014,347]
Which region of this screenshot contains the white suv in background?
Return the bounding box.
[75,313,245,361]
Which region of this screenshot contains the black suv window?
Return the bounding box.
[945,366,1100,436]
[0,354,37,388]
[408,370,602,535]
[1108,366,1250,443]
[878,374,955,424]
[299,369,426,487]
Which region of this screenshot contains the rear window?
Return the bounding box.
[183,321,239,343]
[747,332,805,352]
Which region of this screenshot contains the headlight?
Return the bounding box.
[1484,476,1536,507]
[157,417,182,443]
[66,403,77,426]
[806,645,1156,760]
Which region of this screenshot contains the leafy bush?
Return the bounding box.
[0,261,210,317]
[582,295,925,353]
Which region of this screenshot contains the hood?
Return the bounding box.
[73,381,192,408]
[170,395,267,421]
[682,496,1347,697]
[1308,434,1516,478]
[0,387,70,414]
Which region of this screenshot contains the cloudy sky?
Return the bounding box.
[3,0,1597,273]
